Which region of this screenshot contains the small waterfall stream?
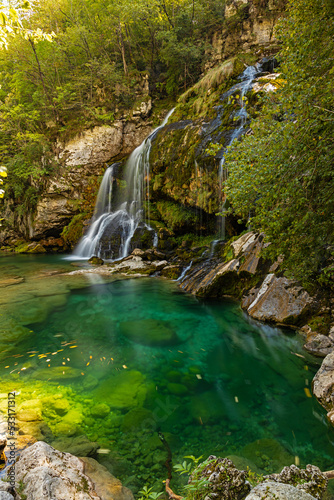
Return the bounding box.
[74,109,174,259]
[218,65,259,239]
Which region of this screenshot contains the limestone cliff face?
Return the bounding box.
[32,120,152,241]
[0,116,152,246]
[206,0,286,70]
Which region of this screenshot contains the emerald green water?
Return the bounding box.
[1,255,334,495]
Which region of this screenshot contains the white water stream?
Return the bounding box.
[218,65,259,239]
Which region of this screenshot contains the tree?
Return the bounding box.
[225,0,334,285]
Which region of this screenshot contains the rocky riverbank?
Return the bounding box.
[0,441,330,500]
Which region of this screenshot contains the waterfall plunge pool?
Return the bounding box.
[0,254,333,496]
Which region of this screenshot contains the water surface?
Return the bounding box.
[0,255,333,495]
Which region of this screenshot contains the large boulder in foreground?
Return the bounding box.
[245,481,317,500]
[15,441,134,500]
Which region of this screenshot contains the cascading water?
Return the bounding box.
[73,109,174,260]
[218,65,259,239]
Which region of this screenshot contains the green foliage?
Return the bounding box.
[138,485,163,500]
[156,200,200,232]
[225,0,334,286]
[61,213,87,249]
[174,456,214,500]
[246,466,264,487]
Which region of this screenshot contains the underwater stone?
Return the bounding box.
[51,435,99,457]
[119,319,178,346]
[90,370,147,410]
[167,383,188,396]
[242,439,294,472]
[121,408,154,432]
[82,375,99,391]
[34,366,83,381]
[80,457,135,500]
[90,403,110,419]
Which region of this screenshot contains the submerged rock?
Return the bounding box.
[90,370,147,409]
[120,318,178,346]
[51,435,99,457]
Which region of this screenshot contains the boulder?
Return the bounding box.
[88,256,104,266]
[190,456,250,500]
[264,464,328,499]
[245,274,314,325]
[80,457,134,500]
[15,441,101,500]
[245,481,317,500]
[312,351,334,415]
[304,334,334,357]
[15,441,133,500]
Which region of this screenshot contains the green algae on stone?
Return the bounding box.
[119,319,179,347]
[121,407,155,432]
[90,370,147,410]
[90,403,110,418]
[241,438,295,473]
[34,366,83,381]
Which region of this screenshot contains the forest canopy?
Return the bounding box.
[225,0,334,286]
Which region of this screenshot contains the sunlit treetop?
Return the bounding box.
[0,0,55,47]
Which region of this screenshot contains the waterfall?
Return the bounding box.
[218,65,259,239]
[73,109,174,260]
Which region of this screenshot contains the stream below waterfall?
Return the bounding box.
[1,254,334,496]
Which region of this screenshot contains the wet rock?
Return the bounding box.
[264,464,328,499]
[15,441,101,499]
[245,481,317,499]
[191,456,250,500]
[312,351,334,415]
[120,319,178,346]
[161,265,183,279]
[131,248,145,258]
[27,243,46,254]
[245,274,314,325]
[88,256,104,266]
[81,457,134,500]
[304,334,334,357]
